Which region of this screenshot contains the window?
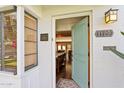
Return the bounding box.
[24,12,38,71]
[62,45,66,50]
[58,45,61,51]
[0,10,17,74]
[57,44,66,51]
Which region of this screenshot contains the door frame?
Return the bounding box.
[51,10,93,88]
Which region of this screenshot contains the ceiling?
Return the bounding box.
[56,16,84,25]
[56,16,85,32]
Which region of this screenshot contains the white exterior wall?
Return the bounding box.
[0,5,42,88]
[40,5,124,88]
[20,5,42,88]
[93,6,124,88]
[0,5,124,88]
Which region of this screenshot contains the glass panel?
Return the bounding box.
[25,14,37,30]
[110,15,117,21]
[105,15,110,23]
[24,12,37,71]
[3,12,17,73]
[25,42,36,54]
[25,28,36,41]
[25,54,36,67]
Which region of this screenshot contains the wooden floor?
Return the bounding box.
[65,61,72,79]
[56,59,90,88]
[56,60,72,82]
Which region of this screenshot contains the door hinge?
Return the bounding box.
[88,23,90,27]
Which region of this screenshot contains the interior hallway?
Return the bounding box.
[56,60,80,88]
[56,60,72,81]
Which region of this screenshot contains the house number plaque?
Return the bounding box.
[95,29,113,37]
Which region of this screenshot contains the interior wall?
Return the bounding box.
[56,17,84,31]
[40,5,124,88]
[56,37,72,42]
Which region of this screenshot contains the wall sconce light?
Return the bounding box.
[105,8,118,24]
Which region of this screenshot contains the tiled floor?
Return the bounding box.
[56,60,90,88]
[56,60,79,88]
[57,78,79,88]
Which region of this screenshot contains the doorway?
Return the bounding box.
[52,11,92,88]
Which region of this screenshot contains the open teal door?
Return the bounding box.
[72,17,88,88]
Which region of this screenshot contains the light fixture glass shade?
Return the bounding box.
[62,45,66,50]
[58,45,61,50]
[110,14,117,20]
[105,9,118,23]
[105,15,110,23]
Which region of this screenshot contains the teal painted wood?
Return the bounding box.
[72,17,88,88]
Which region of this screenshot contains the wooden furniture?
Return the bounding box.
[68,50,72,61]
[56,52,66,73]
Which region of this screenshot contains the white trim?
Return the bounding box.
[51,17,56,88]
[51,11,93,88]
[89,12,93,88]
[17,5,41,77]
[17,6,25,77]
[0,5,14,12]
[23,6,41,73]
[0,5,18,76]
[23,6,41,19]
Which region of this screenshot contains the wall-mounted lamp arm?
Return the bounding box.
[110,48,124,59]
[103,46,124,59]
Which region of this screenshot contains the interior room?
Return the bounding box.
[55,16,90,88]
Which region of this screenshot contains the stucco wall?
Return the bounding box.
[40,5,124,88]
[0,5,124,88]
